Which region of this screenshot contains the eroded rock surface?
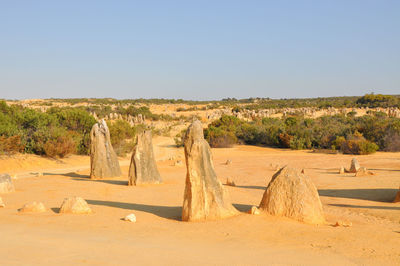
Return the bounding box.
[19,201,46,213]
[128,130,162,185]
[59,197,92,214]
[182,120,238,221]
[0,173,15,193]
[346,158,360,173]
[259,166,325,224]
[90,119,121,179]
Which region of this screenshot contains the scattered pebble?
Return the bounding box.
[124,213,137,222]
[334,220,352,227]
[225,178,236,187]
[248,206,261,215]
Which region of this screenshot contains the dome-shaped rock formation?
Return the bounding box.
[259,166,325,225]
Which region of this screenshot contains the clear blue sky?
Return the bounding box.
[1,1,399,100]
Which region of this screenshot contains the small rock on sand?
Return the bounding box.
[19,201,46,213]
[225,159,232,165]
[339,166,345,174]
[355,167,374,177]
[335,220,352,227]
[59,197,92,214]
[0,197,5,208]
[225,178,236,187]
[123,213,137,222]
[0,173,15,193]
[248,206,260,215]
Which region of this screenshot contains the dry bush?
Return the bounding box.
[208,135,236,148]
[278,133,292,148]
[0,135,25,155]
[43,135,76,158]
[383,131,400,152]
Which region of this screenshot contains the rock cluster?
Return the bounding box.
[182,121,238,221]
[0,173,15,193]
[259,166,325,225]
[128,130,162,185]
[90,119,121,179]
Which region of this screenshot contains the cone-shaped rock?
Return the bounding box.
[346,158,360,173]
[59,197,92,214]
[128,130,162,185]
[259,166,325,224]
[90,119,121,179]
[0,173,15,193]
[182,120,238,221]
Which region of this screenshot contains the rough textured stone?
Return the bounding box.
[393,187,400,203]
[259,166,325,225]
[19,202,46,213]
[128,130,162,185]
[182,120,238,221]
[0,173,15,193]
[346,158,360,173]
[123,213,137,222]
[59,197,92,214]
[90,119,121,179]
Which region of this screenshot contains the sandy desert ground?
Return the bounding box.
[1,136,399,265]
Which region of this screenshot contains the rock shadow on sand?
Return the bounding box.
[71,177,129,186]
[226,184,266,190]
[318,188,398,203]
[86,199,181,220]
[329,203,400,211]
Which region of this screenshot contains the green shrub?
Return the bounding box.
[340,131,378,155]
[107,120,136,156]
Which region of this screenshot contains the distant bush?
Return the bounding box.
[340,131,378,155]
[383,130,400,152]
[356,93,398,108]
[107,120,136,156]
[204,115,241,148]
[204,114,396,153]
[43,134,76,158]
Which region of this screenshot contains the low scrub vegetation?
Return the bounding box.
[0,101,96,158]
[204,114,400,154]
